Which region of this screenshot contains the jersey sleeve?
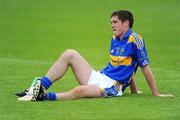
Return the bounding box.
[132,34,150,67]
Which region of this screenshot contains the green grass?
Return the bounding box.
[0,0,180,119]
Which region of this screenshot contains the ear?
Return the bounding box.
[124,20,129,27]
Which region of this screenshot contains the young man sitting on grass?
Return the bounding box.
[16,10,173,101]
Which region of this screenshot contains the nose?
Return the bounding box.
[111,23,114,28]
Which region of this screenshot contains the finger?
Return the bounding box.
[137,90,143,94]
[158,94,174,98]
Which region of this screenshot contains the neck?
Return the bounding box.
[119,28,129,40]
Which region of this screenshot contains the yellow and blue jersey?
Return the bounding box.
[101,29,149,91]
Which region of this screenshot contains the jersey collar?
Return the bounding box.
[123,28,132,39]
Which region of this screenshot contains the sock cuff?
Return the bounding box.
[41,76,52,89]
[48,92,57,101]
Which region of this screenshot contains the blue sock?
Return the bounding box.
[41,76,52,89]
[43,92,57,101]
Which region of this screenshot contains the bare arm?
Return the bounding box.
[141,65,174,97]
[130,77,138,93]
[130,77,143,94]
[141,65,158,96]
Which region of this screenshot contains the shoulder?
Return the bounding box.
[127,32,144,50]
[128,32,143,43]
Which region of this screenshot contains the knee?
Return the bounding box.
[61,49,78,60]
[71,86,84,98]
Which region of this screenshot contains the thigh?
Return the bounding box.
[69,50,93,85]
[73,85,102,98]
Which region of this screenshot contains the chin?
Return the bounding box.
[113,32,119,37]
[113,34,119,38]
[113,32,117,37]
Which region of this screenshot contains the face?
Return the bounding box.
[111,16,129,38]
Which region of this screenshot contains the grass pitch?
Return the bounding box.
[0,0,180,119]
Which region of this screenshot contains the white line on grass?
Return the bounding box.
[0,57,179,74]
[152,68,179,75]
[0,57,51,65]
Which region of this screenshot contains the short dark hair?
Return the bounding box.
[111,10,134,28]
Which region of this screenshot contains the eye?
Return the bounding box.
[111,21,118,24]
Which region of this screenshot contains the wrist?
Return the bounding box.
[152,91,158,96]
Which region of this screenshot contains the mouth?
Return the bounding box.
[112,28,116,31]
